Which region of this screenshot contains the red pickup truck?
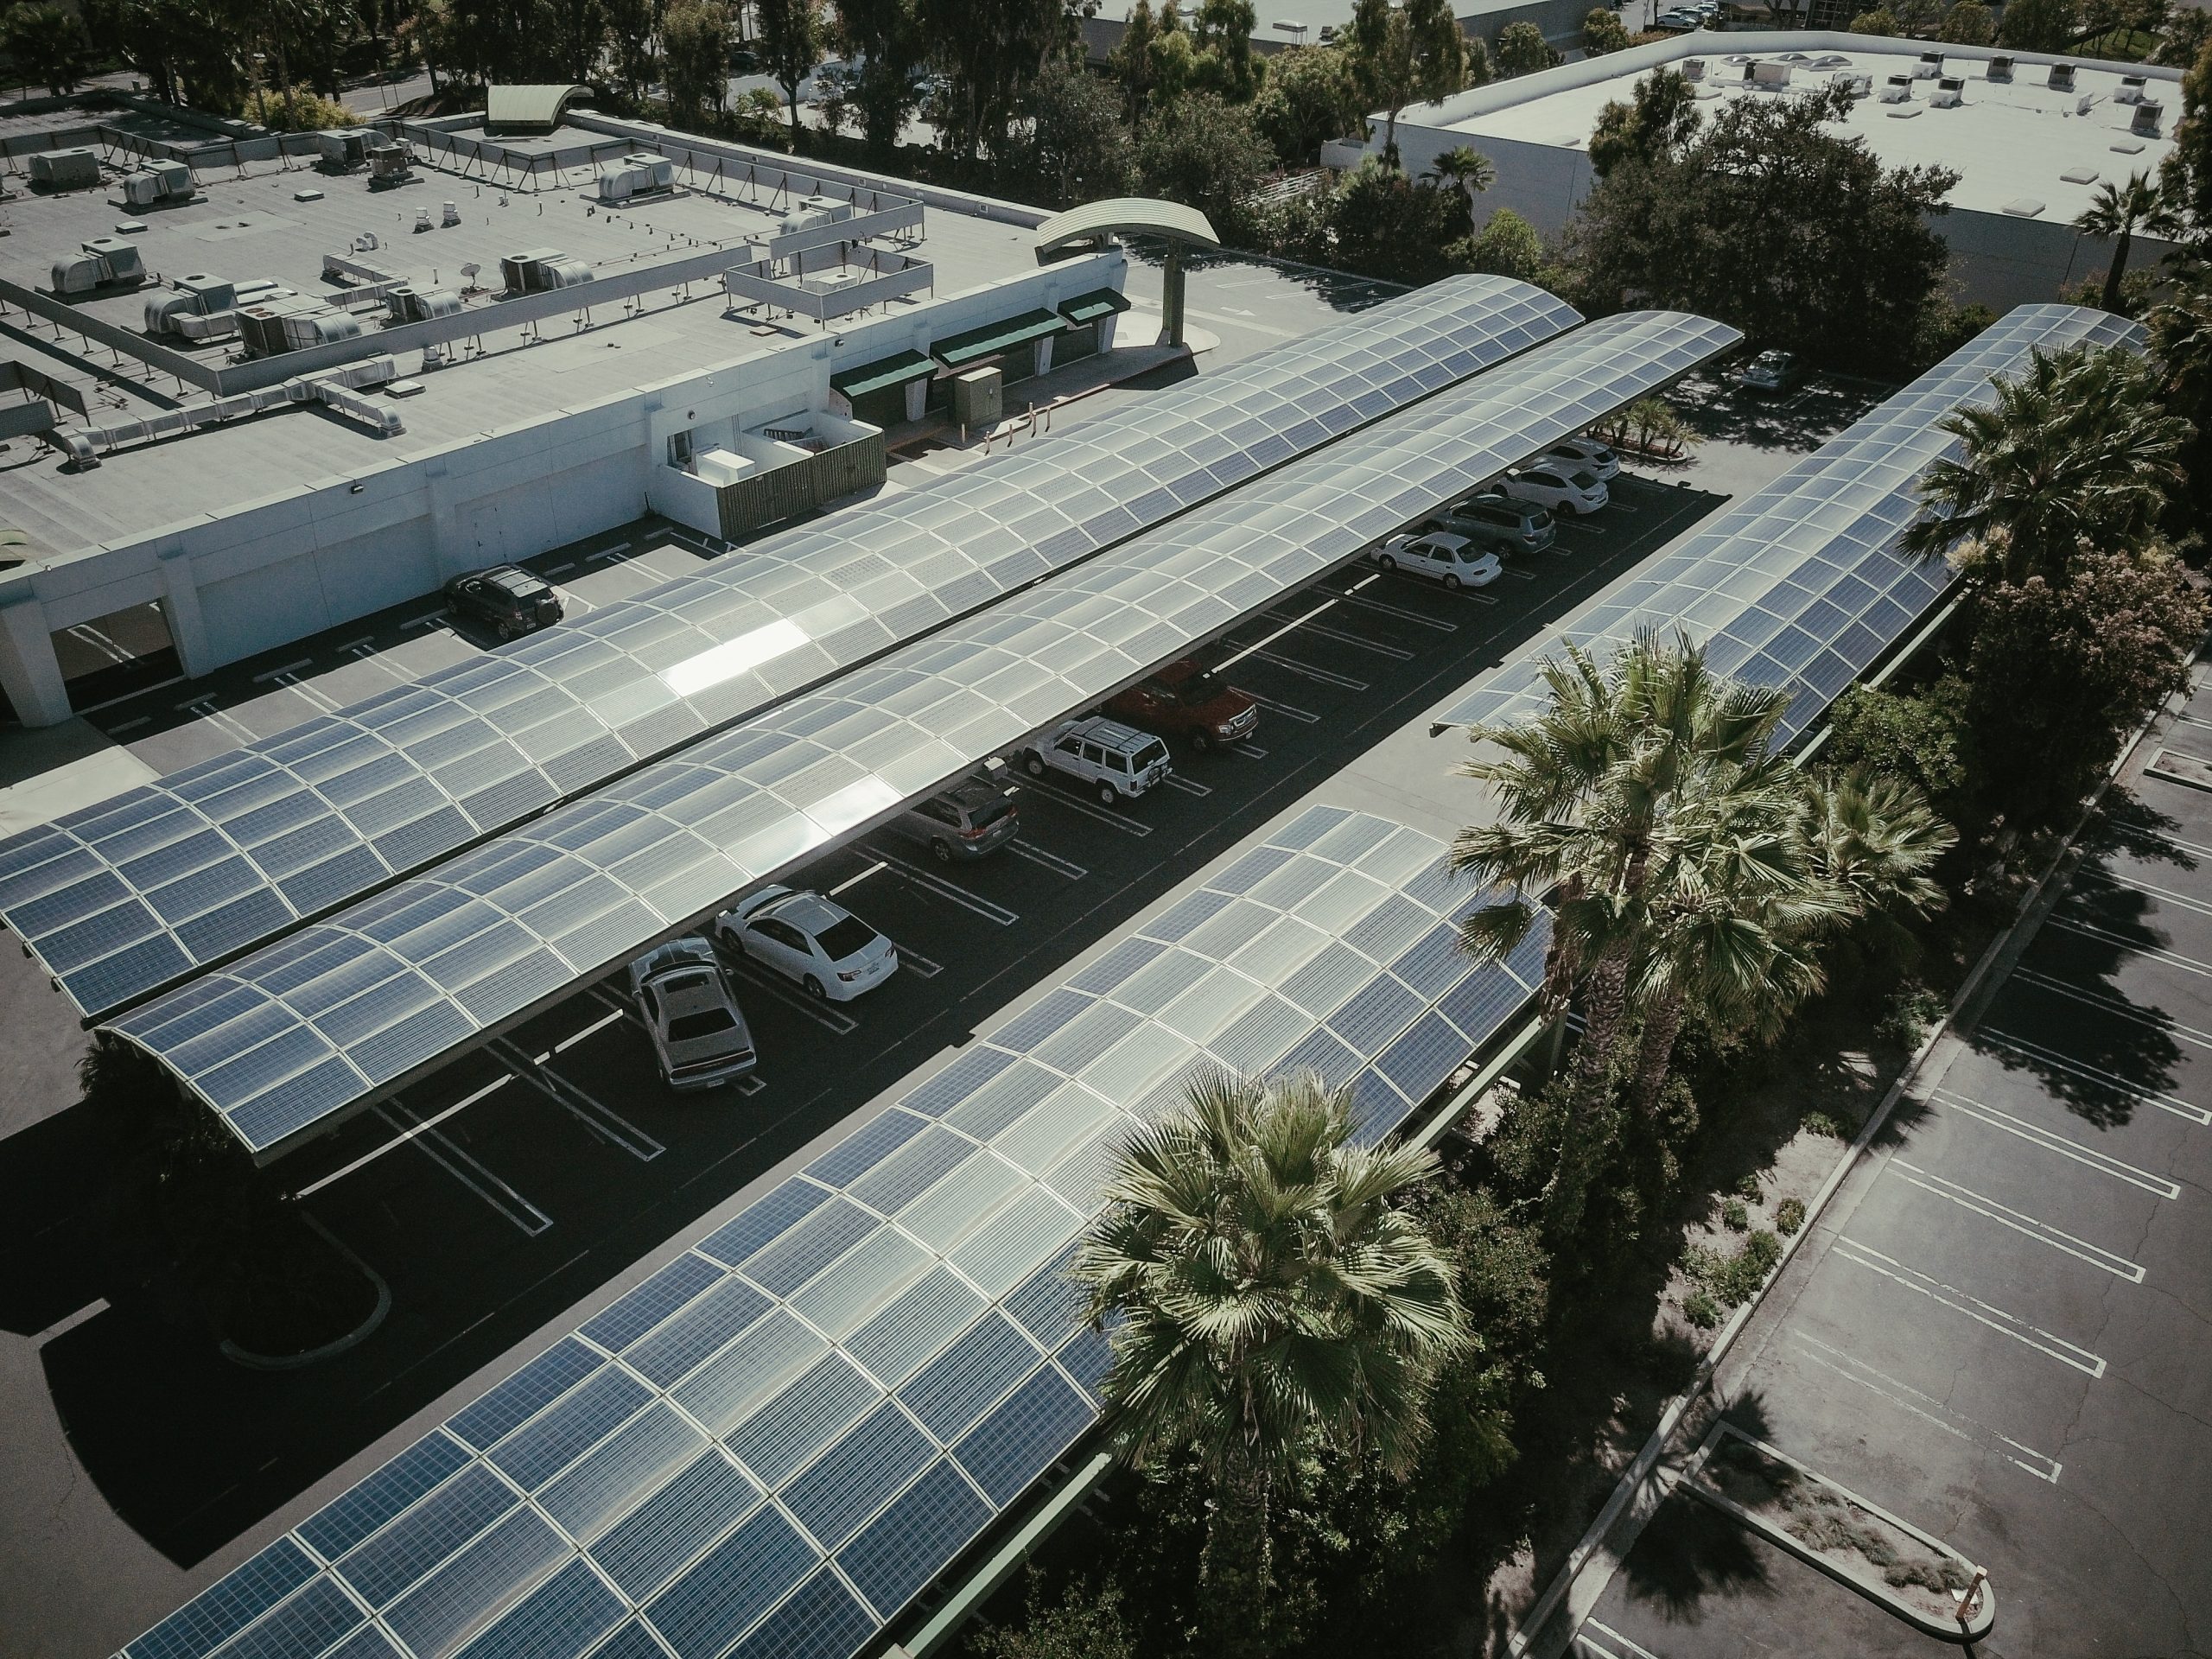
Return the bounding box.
[1103,658,1259,753]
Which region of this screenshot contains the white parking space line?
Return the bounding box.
[1930,1086,2183,1198]
[1231,741,1267,760]
[1560,522,1609,537]
[1888,1157,2147,1281]
[2012,966,2212,1051]
[1243,692,1318,724]
[1262,617,1417,660]
[2073,864,2212,922]
[250,658,313,684]
[296,1075,514,1198]
[1005,840,1087,880]
[1332,589,1458,631]
[334,637,414,685]
[175,696,256,743]
[1831,1236,2107,1377]
[373,1097,551,1235]
[886,942,943,978]
[76,675,187,715]
[722,956,862,1033]
[829,861,887,896]
[1230,648,1370,690]
[493,1038,664,1161]
[587,539,637,564]
[2047,915,2212,980]
[253,660,341,713]
[1163,774,1212,798]
[67,623,135,665]
[1018,787,1154,838]
[1580,1619,1662,1659]
[1979,1028,2212,1126]
[859,842,1021,923]
[403,610,450,632]
[1501,565,1540,580]
[1790,1333,2063,1483]
[548,1004,629,1053]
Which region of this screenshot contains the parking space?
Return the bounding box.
[0,465,1724,1571]
[1579,671,2212,1657]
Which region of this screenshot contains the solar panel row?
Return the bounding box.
[1434,304,2145,741]
[0,276,1580,1022]
[117,804,1549,1659]
[111,308,1738,1157]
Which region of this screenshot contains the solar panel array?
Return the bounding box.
[116,804,1549,1659]
[1435,304,2145,742]
[112,308,1738,1157]
[0,276,1579,1022]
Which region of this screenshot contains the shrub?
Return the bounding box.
[1824,680,1969,800]
[1734,1172,1763,1200]
[1682,1288,1723,1329]
[1877,978,1946,1049]
[243,88,353,131]
[1777,1198,1807,1236]
[1721,1198,1750,1232]
[1689,1230,1783,1306]
[965,1573,1138,1659]
[1801,1109,1846,1140]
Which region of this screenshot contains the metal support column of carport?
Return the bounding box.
[1033,196,1222,348]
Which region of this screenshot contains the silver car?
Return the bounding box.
[627,938,757,1090]
[889,764,1020,862]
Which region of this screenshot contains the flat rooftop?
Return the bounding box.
[0,124,1037,561]
[1433,33,2180,221]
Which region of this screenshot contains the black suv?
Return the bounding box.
[443,565,562,639]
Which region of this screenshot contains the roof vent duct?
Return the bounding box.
[1986,54,2012,80]
[2133,99,2164,135]
[2049,60,2076,91]
[1879,73,1913,102]
[2116,73,2147,103]
[1932,76,1965,106]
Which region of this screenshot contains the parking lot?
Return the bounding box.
[0,467,1719,1609]
[1574,671,2212,1657]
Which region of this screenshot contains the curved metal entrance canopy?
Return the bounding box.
[1034,196,1220,346]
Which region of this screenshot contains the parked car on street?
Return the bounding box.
[1735,348,1802,393]
[1021,715,1173,805]
[1369,530,1503,590]
[627,938,757,1089]
[887,763,1020,862]
[1103,659,1259,753]
[1500,462,1610,517]
[1541,435,1622,481]
[444,565,562,639]
[1431,492,1556,555]
[715,886,899,1001]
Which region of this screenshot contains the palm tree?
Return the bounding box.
[2073,171,2179,315]
[1074,1066,1468,1659]
[1427,143,1497,229]
[1901,343,2190,583]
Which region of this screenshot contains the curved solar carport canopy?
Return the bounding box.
[0,276,1578,1026]
[1033,196,1221,257]
[1436,303,2144,743]
[114,804,1549,1659]
[111,308,1737,1159]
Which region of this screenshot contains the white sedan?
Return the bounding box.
[1500,463,1609,517]
[1541,435,1621,482]
[1369,530,1503,590]
[715,886,899,1001]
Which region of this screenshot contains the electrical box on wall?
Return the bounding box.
[952,366,1002,429]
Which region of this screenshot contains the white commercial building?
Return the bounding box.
[1376,31,2183,309]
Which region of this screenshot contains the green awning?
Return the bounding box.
[1058,287,1131,326]
[930,308,1064,370]
[830,348,937,399]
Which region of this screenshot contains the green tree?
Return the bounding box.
[2163,35,2212,232]
[663,0,734,122]
[1252,42,1364,162]
[1008,58,1135,204]
[967,1573,1139,1659]
[1426,141,1495,228]
[833,0,927,157]
[1344,0,1471,164]
[2149,275,2212,515]
[1,2,88,93]
[1583,5,1631,54]
[1824,679,1971,801]
[1937,0,1994,40]
[2075,171,2180,314]
[602,0,658,105]
[1586,65,1697,178]
[1109,0,1179,118]
[543,0,607,80]
[1563,80,1957,370]
[1074,1067,1469,1659]
[1496,19,1554,74]
[925,0,1071,167]
[2156,4,2212,65]
[1137,89,1275,234]
[1847,7,1900,31]
[1190,0,1263,100]
[1902,344,2190,582]
[1997,0,2075,48]
[1325,156,1468,280]
[757,0,823,145]
[1461,203,1547,280]
[1963,545,2208,821]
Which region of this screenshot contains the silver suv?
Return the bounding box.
[627,938,757,1090]
[888,762,1020,861]
[1021,716,1173,806]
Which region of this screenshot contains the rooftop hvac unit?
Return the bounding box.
[118,158,194,208]
[2133,99,2164,135]
[118,170,167,208]
[314,128,373,169]
[151,158,191,196]
[1751,60,1792,87]
[1834,70,1873,97]
[29,147,100,191]
[366,142,413,183]
[2049,60,2075,90]
[776,207,834,237]
[1914,50,1942,77]
[385,285,464,323]
[499,247,593,293]
[595,153,675,202]
[1879,74,1913,103]
[144,271,238,333]
[798,194,855,223]
[51,236,146,295]
[238,295,363,358]
[1932,76,1965,106]
[1683,55,1707,79]
[1986,54,2013,80]
[2116,73,2147,103]
[801,270,864,298]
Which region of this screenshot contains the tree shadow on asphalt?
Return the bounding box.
[1670,369,1884,455]
[1618,1391,1780,1623]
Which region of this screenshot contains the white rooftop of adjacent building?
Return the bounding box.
[1427,31,2181,221]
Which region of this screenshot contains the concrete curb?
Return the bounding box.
[1507,665,2202,1658]
[219,1214,391,1372]
[1677,1421,1995,1643]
